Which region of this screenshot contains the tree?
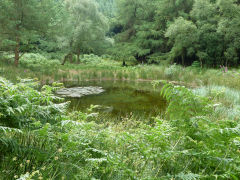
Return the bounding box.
[217,0,240,66]
[165,17,198,65]
[155,0,194,28]
[59,0,108,65]
[0,0,56,66]
[190,0,223,67]
[110,0,195,64]
[110,0,162,63]
[96,0,116,18]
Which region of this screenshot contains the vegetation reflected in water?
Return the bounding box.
[64,80,166,118]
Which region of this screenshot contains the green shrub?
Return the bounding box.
[20,53,61,73]
[0,77,67,128]
[160,82,240,178]
[191,61,201,68]
[0,77,69,179]
[164,63,182,79]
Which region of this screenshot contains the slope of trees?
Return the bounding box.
[110,0,240,67]
[1,0,240,67]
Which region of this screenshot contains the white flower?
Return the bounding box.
[58,148,63,153]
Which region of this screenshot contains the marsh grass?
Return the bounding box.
[116,71,123,79]
[2,53,240,91]
[193,85,240,121]
[129,71,136,80]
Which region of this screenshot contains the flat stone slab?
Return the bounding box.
[56,86,105,98]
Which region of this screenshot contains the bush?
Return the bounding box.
[160,82,240,178]
[20,53,61,73]
[0,77,67,128]
[164,63,182,79]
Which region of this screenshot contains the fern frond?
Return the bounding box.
[0,126,22,134]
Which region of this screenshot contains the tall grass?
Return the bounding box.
[193,85,240,121]
[2,53,240,91]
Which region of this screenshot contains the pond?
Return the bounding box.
[62,80,166,118]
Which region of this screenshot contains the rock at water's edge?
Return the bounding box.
[56,86,105,98]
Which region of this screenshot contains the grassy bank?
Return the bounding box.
[2,53,240,90]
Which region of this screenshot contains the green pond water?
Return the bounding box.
[63,80,166,118]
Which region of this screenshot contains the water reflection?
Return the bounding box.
[63,80,166,118]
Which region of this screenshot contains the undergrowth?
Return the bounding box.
[0,77,240,179]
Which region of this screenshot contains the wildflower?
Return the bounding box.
[58,148,63,153]
[32,170,39,176]
[14,175,18,179]
[20,163,23,168]
[54,156,59,160]
[26,160,30,164]
[12,157,17,161]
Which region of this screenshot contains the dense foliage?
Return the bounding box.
[111,0,240,66]
[0,77,240,179]
[1,0,240,67]
[0,0,57,66]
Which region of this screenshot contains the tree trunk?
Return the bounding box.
[62,54,69,65]
[77,53,80,64]
[69,53,73,63]
[181,54,184,66]
[122,60,126,66]
[14,36,20,66]
[200,59,203,68]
